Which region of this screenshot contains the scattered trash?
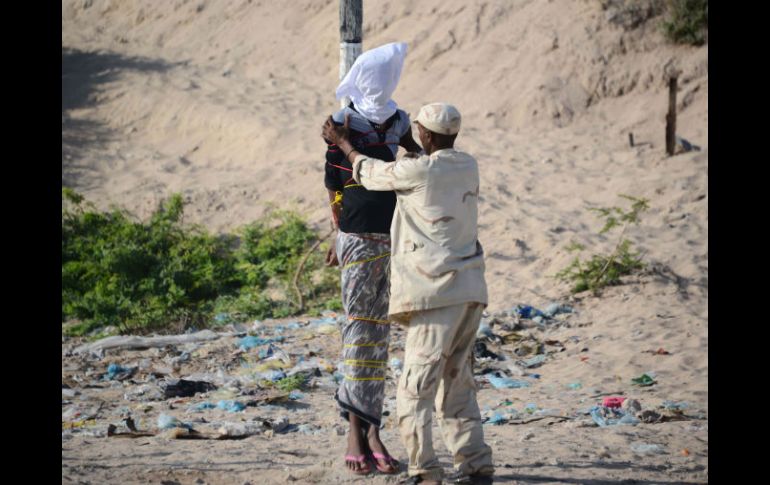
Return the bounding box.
[622,399,642,414]
[123,384,164,402]
[287,356,334,374]
[75,330,223,354]
[506,363,527,377]
[474,341,501,360]
[105,363,136,381]
[65,295,710,467]
[630,442,666,455]
[589,406,640,427]
[259,370,287,382]
[188,402,216,412]
[513,305,546,319]
[487,375,531,389]
[217,422,266,438]
[239,335,285,350]
[62,388,79,399]
[157,413,191,430]
[524,403,538,414]
[257,346,275,359]
[62,403,103,422]
[264,416,290,433]
[631,374,657,387]
[602,397,626,408]
[662,400,689,410]
[62,419,98,430]
[160,378,217,399]
[543,303,573,318]
[296,423,322,435]
[519,354,546,368]
[485,412,508,425]
[477,322,494,338]
[637,410,663,423]
[307,318,339,335]
[217,400,246,412]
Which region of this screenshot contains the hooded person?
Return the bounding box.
[322,41,422,475]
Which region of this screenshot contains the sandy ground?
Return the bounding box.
[62,1,707,483]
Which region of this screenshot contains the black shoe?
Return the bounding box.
[444,470,493,485]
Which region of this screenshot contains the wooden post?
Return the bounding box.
[665,76,678,156]
[628,132,634,147]
[339,0,362,108]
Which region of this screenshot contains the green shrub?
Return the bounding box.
[556,195,649,294]
[62,189,340,335]
[662,0,708,45]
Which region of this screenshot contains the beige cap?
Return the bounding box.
[414,103,461,135]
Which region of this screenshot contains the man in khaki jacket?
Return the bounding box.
[322,103,494,485]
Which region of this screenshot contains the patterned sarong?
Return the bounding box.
[334,230,391,427]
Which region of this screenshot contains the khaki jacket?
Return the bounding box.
[352,148,488,323]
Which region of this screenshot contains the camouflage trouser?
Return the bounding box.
[334,231,391,428]
[397,302,494,481]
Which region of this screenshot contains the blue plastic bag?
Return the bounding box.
[217,400,246,412]
[487,375,531,389]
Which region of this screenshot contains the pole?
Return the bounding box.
[666,76,678,156]
[339,0,362,108]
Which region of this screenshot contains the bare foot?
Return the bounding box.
[367,426,398,473]
[345,415,371,474]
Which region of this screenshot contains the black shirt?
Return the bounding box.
[324,106,407,234]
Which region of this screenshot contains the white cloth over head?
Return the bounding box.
[335,42,408,124]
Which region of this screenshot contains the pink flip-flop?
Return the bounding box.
[345,454,372,475]
[369,452,399,474]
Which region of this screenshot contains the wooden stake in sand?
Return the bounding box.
[339,0,362,108]
[666,75,678,156]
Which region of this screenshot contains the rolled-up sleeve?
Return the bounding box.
[352,155,425,191]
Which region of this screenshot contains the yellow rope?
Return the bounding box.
[342,252,390,270]
[344,342,387,348]
[349,316,390,324]
[330,191,343,206]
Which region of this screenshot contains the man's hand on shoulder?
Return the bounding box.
[322,115,351,145]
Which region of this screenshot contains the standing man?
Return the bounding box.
[322,103,494,485]
[323,42,422,475]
